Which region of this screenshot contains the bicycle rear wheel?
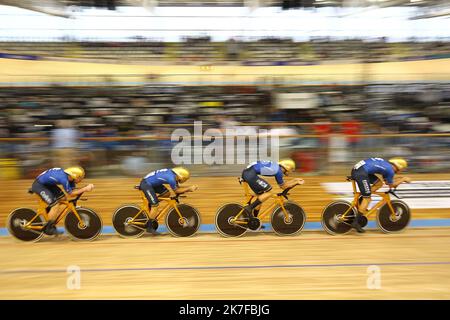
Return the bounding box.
[112,205,147,238]
[271,201,306,236]
[377,200,411,233]
[65,207,102,241]
[321,201,356,235]
[165,204,201,237]
[215,203,248,237]
[7,208,45,242]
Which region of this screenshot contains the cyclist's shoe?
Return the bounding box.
[146,219,159,234]
[43,222,62,236]
[352,214,366,233]
[247,217,261,231]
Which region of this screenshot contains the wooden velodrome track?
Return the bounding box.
[1,174,450,299]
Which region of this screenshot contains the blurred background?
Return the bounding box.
[0,0,449,179]
[2,2,450,301]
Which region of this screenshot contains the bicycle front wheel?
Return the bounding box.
[271,201,306,236]
[7,208,45,242]
[65,207,103,241]
[165,204,201,237]
[377,200,411,233]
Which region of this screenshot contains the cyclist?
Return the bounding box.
[241,159,304,219]
[30,166,94,235]
[350,157,411,233]
[139,167,198,233]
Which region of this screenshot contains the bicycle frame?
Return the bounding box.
[230,179,293,225]
[340,179,397,221]
[126,189,186,226]
[25,191,86,231]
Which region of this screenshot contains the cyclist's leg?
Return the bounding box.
[140,180,159,217]
[350,168,370,233]
[31,182,64,235]
[151,186,171,220]
[370,176,383,193]
[242,168,272,217]
[48,186,65,219]
[46,185,66,235]
[47,203,64,222]
[359,174,381,212]
[351,168,371,211]
[253,204,262,217]
[139,180,161,233]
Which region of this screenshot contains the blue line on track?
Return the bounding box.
[2,219,450,236]
[1,261,450,275]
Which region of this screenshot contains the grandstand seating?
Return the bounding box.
[1,39,448,65]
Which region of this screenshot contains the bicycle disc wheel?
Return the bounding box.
[165,204,201,237]
[271,201,306,236]
[7,208,45,242]
[112,205,147,238]
[215,203,248,237]
[321,201,357,235]
[65,207,102,241]
[377,200,411,233]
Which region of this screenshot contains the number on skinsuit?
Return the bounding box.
[354,160,366,170]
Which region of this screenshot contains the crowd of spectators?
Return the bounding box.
[0,83,448,178]
[1,37,449,65]
[1,83,448,139]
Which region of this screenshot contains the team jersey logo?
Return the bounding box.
[40,191,52,204]
[257,180,268,188]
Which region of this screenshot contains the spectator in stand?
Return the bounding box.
[226,38,241,61]
[313,117,332,144]
[341,115,362,150]
[0,117,10,138]
[51,119,80,168]
[312,117,333,173]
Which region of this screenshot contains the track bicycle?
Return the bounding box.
[321,176,411,235]
[215,178,306,237]
[112,185,201,238]
[7,188,102,242]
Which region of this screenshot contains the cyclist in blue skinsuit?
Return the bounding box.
[350,157,411,233]
[241,159,304,219]
[139,167,198,232]
[30,166,94,235]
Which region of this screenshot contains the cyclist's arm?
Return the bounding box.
[276,168,303,190]
[55,184,91,200]
[279,178,303,190]
[391,176,412,188]
[175,184,197,194]
[163,184,197,197]
[62,173,93,196]
[70,185,93,196]
[174,185,198,194]
[371,179,384,192]
[162,184,177,197]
